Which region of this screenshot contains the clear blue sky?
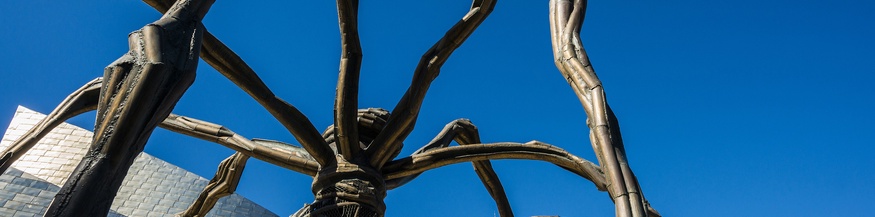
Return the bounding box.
[1,1,873,216]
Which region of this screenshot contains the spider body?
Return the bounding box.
[298,108,392,217]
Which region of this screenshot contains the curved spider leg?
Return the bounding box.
[382,141,606,190]
[160,114,319,176]
[143,0,336,167]
[0,76,319,177]
[367,0,498,168]
[549,0,657,216]
[0,78,101,174]
[334,0,364,160]
[177,152,249,217]
[385,119,514,217]
[199,34,336,168]
[45,1,216,215]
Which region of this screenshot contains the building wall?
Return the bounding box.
[0,106,278,217]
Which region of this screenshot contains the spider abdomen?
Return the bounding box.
[293,108,392,217]
[295,160,387,217]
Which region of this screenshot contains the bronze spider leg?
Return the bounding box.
[385,119,514,217]
[160,114,319,176]
[143,0,336,167]
[177,152,250,217]
[382,141,606,190]
[0,77,319,177]
[549,0,658,216]
[334,0,364,161]
[367,0,498,168]
[45,1,215,215]
[0,78,102,174]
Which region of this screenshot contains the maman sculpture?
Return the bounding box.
[0,0,659,216]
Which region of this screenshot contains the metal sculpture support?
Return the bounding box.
[43,0,214,216]
[178,152,250,217]
[0,0,659,216]
[549,0,659,216]
[0,78,102,174]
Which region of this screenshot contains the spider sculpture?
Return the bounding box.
[0,0,659,216]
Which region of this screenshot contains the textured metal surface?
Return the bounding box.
[0,106,278,217]
[0,168,61,217]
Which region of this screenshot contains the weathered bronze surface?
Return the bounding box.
[179,152,250,217]
[0,0,659,216]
